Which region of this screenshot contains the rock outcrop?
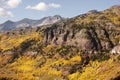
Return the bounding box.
[111,45,120,54]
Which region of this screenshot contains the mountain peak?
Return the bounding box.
[53,15,63,20]
[53,15,62,17]
[111,4,120,8]
[87,10,99,14]
[22,18,31,21]
[107,4,120,15]
[19,18,34,22]
[5,20,14,24]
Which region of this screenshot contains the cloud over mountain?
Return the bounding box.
[26,2,61,11]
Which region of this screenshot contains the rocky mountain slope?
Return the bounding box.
[42,5,120,52]
[0,5,120,80]
[0,15,64,31]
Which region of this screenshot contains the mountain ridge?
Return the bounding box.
[0,15,64,31]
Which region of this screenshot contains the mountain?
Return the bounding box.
[42,5,120,51]
[0,20,16,31]
[0,5,120,80]
[0,15,64,31]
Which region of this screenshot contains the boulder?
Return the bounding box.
[111,45,120,54]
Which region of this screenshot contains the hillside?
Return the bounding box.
[0,5,120,80]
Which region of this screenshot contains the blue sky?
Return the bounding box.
[0,0,120,23]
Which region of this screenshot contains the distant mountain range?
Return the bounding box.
[0,15,64,31]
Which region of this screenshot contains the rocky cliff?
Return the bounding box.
[42,5,120,52]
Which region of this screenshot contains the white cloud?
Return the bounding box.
[0,0,22,17]
[26,2,61,11]
[5,0,22,8]
[0,7,13,17]
[49,3,61,8]
[26,2,48,11]
[0,0,22,8]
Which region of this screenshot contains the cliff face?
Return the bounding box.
[43,24,114,51]
[42,5,120,51]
